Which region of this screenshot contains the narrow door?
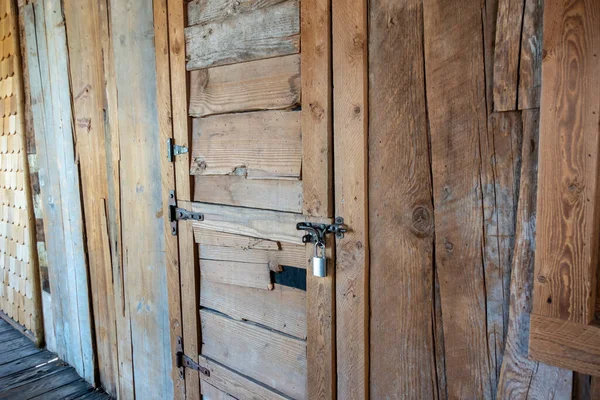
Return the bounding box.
[168,0,335,398]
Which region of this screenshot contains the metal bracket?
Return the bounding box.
[296,217,347,244]
[167,138,188,162]
[175,336,210,378]
[169,191,204,236]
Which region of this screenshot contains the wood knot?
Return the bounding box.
[411,206,432,236]
[444,239,453,252]
[310,102,324,120]
[537,275,547,283]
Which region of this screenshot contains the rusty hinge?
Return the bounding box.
[176,336,210,378]
[166,138,188,162]
[169,191,203,236]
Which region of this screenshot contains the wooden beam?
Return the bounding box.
[332,0,369,396]
[517,0,543,110]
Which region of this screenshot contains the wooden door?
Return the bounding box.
[166,0,335,398]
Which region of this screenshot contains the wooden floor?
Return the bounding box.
[0,318,110,399]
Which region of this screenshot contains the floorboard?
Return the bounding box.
[0,323,111,399]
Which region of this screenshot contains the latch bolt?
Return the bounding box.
[169,191,203,236]
[166,138,188,162]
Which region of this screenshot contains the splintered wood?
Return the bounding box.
[0,0,41,341]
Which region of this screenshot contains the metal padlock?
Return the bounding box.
[312,242,326,277]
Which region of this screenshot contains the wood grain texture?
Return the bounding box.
[533,0,600,325]
[368,0,436,397]
[200,259,271,290]
[197,355,289,400]
[493,0,525,111]
[423,0,492,397]
[189,54,300,117]
[301,0,332,218]
[200,279,306,338]
[191,110,301,179]
[185,0,299,70]
[529,314,600,376]
[193,228,280,250]
[199,242,305,267]
[201,381,235,400]
[187,0,285,26]
[332,0,369,395]
[201,309,307,399]
[518,0,543,109]
[497,109,573,399]
[194,175,302,213]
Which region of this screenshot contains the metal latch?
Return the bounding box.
[169,191,203,236]
[166,138,188,162]
[296,217,347,244]
[175,337,210,378]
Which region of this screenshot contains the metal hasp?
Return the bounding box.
[166,138,188,162]
[169,191,203,236]
[296,217,347,244]
[175,336,210,378]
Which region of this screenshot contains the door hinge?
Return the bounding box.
[176,337,210,378]
[166,138,188,162]
[169,191,204,236]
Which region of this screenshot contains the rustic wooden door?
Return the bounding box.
[165,0,336,399]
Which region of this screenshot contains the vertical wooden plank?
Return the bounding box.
[368,0,436,398]
[332,0,368,397]
[153,0,185,398]
[62,0,117,393]
[517,0,543,110]
[533,0,600,325]
[109,0,173,397]
[493,0,525,111]
[497,109,573,399]
[423,0,493,397]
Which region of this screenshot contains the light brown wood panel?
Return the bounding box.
[194,175,303,213]
[200,259,271,290]
[423,0,492,397]
[187,0,285,26]
[201,382,235,400]
[200,279,306,338]
[197,355,289,400]
[193,228,280,250]
[518,0,543,110]
[201,309,307,399]
[368,0,436,397]
[185,0,299,70]
[199,243,305,268]
[190,110,301,179]
[533,0,600,325]
[497,109,573,399]
[189,55,300,117]
[332,0,369,395]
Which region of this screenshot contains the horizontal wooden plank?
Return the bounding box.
[193,228,280,250]
[183,201,318,244]
[198,355,289,400]
[201,309,307,399]
[201,279,306,338]
[200,259,272,290]
[193,175,303,213]
[200,242,305,268]
[529,314,600,376]
[189,55,300,117]
[201,381,234,400]
[188,0,286,26]
[185,0,299,70]
[191,110,301,179]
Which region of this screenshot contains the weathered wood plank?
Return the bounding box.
[201,279,306,338]
[517,0,543,109]
[0,359,68,391]
[0,368,80,400]
[199,243,305,267]
[189,55,300,117]
[185,0,299,70]
[497,109,573,399]
[493,0,525,111]
[201,309,307,399]
[194,175,302,213]
[197,355,289,400]
[191,111,301,179]
[29,379,92,400]
[201,381,235,400]
[332,0,369,395]
[193,228,280,250]
[200,259,271,290]
[0,350,54,378]
[423,0,493,397]
[187,0,285,26]
[0,343,41,364]
[533,0,600,325]
[368,0,436,397]
[184,201,315,244]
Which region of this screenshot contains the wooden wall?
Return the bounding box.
[368,0,598,398]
